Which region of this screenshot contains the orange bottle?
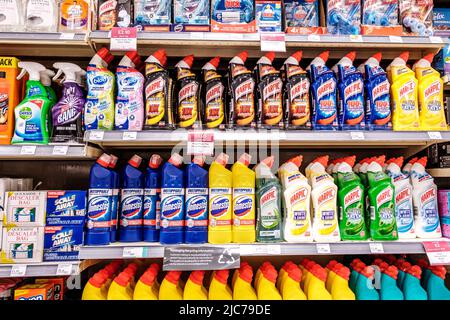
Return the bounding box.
[0,57,21,144]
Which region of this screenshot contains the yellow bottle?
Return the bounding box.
[299,258,312,290]
[330,266,356,300]
[255,262,273,289]
[325,260,339,292]
[107,272,133,300]
[307,265,332,300]
[280,266,307,300]
[159,271,184,300]
[133,269,159,300]
[413,53,447,131]
[277,261,296,290]
[302,262,316,296]
[82,272,108,300]
[208,153,233,244]
[231,153,256,243]
[209,269,233,300]
[232,261,250,288]
[148,263,161,290]
[387,51,420,131]
[256,267,282,300]
[183,270,208,300]
[233,266,258,300]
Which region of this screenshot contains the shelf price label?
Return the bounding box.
[110,27,137,51]
[122,131,137,140]
[187,131,214,156]
[59,33,76,40]
[10,265,27,277]
[89,130,104,141]
[307,34,321,42]
[260,32,286,53]
[429,36,444,44]
[369,243,384,254]
[123,247,145,258]
[20,146,36,155]
[52,146,69,156]
[56,263,73,275]
[316,243,331,254]
[389,36,403,43]
[428,131,443,140]
[349,35,363,42]
[423,241,450,265]
[350,131,365,140]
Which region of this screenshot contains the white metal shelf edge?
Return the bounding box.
[0,261,81,278]
[0,145,101,160]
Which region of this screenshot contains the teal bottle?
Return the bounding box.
[355,266,379,300]
[395,260,411,290]
[380,266,404,300]
[416,259,431,287]
[402,266,427,300]
[349,259,364,292]
[426,267,450,300]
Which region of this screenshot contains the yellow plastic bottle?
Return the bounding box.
[159,271,184,300]
[107,272,133,300]
[233,266,258,300]
[123,263,138,290]
[148,263,161,290]
[302,261,317,296]
[255,262,273,289]
[133,269,159,300]
[307,265,332,300]
[183,270,208,300]
[277,261,296,290]
[82,272,108,300]
[413,53,447,131]
[387,51,420,131]
[330,266,356,300]
[208,153,233,244]
[256,267,282,300]
[209,269,233,300]
[231,153,256,243]
[280,266,307,300]
[232,261,250,288]
[325,260,339,292]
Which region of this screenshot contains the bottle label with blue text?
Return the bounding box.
[110,189,119,231]
[185,188,208,228]
[143,188,161,230]
[86,189,113,230]
[120,189,144,227]
[233,187,255,227]
[209,187,232,229]
[160,188,185,230]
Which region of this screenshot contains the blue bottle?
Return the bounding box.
[426,266,450,300]
[119,155,144,242]
[85,153,114,245]
[143,154,163,242]
[185,155,208,244]
[160,153,185,244]
[379,266,404,300]
[108,155,120,242]
[402,266,428,300]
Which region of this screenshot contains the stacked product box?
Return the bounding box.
[44,191,87,262]
[433,8,450,36]
[361,0,403,35]
[255,0,282,32]
[437,190,450,238]
[399,0,434,36]
[172,0,211,31]
[284,0,326,34]
[211,0,256,32]
[326,0,361,35]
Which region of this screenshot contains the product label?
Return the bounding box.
[395,185,414,234]
[26,0,55,28]
[311,66,337,128]
[134,0,171,26]
[208,188,232,229]
[417,187,440,233]
[314,185,339,238]
[185,188,208,228]
[120,189,143,227]
[98,0,117,30]
[60,0,89,31]
[110,189,119,231]
[174,0,210,25]
[144,75,166,126]
[233,77,255,125]
[14,100,46,141]
[261,78,283,125]
[287,73,310,127]
[370,184,397,239]
[160,188,185,229]
[115,70,145,130]
[205,82,225,127]
[86,189,113,229]
[45,191,86,226]
[257,186,282,240]
[423,80,443,115]
[5,192,46,225]
[286,186,311,237]
[178,80,199,126]
[341,77,364,127]
[143,188,160,229]
[4,227,41,262]
[339,185,366,239]
[43,226,82,261]
[233,188,255,227]
[0,0,21,25]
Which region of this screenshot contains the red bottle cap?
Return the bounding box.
[97,47,114,65]
[108,154,118,169]
[350,258,363,269]
[287,267,302,282]
[311,265,327,282]
[314,155,329,167]
[378,261,389,272]
[372,52,382,62]
[98,269,110,280]
[263,268,278,283]
[149,263,161,274]
[128,154,142,168]
[319,50,330,63]
[209,56,221,69]
[97,153,112,167]
[126,51,141,66]
[127,263,138,272]
[300,258,311,267]
[189,270,205,286]
[422,53,434,63]
[114,272,131,287]
[215,153,229,166]
[384,266,398,280]
[151,49,167,67]
[344,155,356,167]
[400,261,412,272]
[103,265,116,277]
[149,154,163,169]
[90,272,107,288]
[214,269,229,284]
[346,51,356,62]
[336,266,350,281]
[265,51,276,62]
[354,261,367,273]
[239,267,253,283]
[287,155,303,167]
[165,271,182,284]
[408,157,418,165]
[373,258,384,266]
[238,153,252,166]
[416,157,428,167]
[182,55,195,68]
[236,51,248,63]
[140,269,156,286]
[333,263,344,273]
[240,261,250,268]
[392,157,404,168]
[193,155,206,167]
[416,259,429,269]
[406,265,422,279]
[399,51,410,63]
[291,50,303,63]
[430,266,446,279]
[282,261,296,271]
[326,260,338,271]
[168,153,183,167]
[360,266,375,278]
[261,156,275,168]
[305,260,317,272]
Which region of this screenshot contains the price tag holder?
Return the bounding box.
[10,265,27,277]
[389,36,403,43]
[307,34,321,42]
[316,243,331,254]
[428,131,443,140]
[350,131,365,140]
[52,146,69,156]
[349,35,363,42]
[190,32,205,40]
[59,33,75,40]
[123,247,144,258]
[122,131,137,141]
[56,263,73,275]
[423,241,450,265]
[369,243,384,254]
[429,36,444,44]
[20,145,36,155]
[260,32,286,53]
[187,131,214,156]
[89,130,104,141]
[110,27,138,51]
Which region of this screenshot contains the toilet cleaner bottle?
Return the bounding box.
[143,154,162,242]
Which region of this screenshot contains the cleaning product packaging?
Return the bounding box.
[4,191,47,227]
[327,0,361,35]
[115,0,133,27]
[399,0,434,36]
[1,226,44,263]
[255,0,282,32]
[45,191,87,226]
[0,0,25,32]
[284,0,323,34]
[211,0,256,33]
[97,0,126,30]
[59,0,90,32]
[134,0,172,31]
[25,0,58,32]
[14,283,53,300]
[201,57,226,129]
[173,0,210,32]
[0,57,21,144]
[361,0,402,35]
[43,225,83,261]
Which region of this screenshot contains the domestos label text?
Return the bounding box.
[233,188,255,227]
[120,189,144,227]
[87,189,113,229]
[185,188,208,228]
[161,188,185,229]
[209,188,232,229]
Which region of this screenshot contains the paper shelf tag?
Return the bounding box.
[89,131,104,141]
[423,241,450,265]
[260,32,286,52]
[20,146,36,155]
[56,263,73,275]
[110,27,137,51]
[316,243,331,254]
[52,146,69,155]
[351,132,365,140]
[307,34,321,42]
[428,131,443,140]
[122,131,137,140]
[389,36,403,43]
[10,265,27,277]
[123,247,144,258]
[187,131,214,156]
[369,243,384,253]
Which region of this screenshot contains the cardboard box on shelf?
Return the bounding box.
[211,0,256,33]
[14,283,53,300]
[4,191,46,227]
[43,226,83,262]
[35,278,65,300]
[1,226,44,263]
[45,191,87,226]
[433,8,450,36]
[172,0,211,32]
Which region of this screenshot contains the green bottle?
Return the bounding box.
[12,62,53,144]
[41,69,57,138]
[336,156,368,240]
[255,156,283,242]
[367,157,398,240]
[357,158,372,229]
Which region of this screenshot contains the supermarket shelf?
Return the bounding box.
[84,130,450,149]
[428,168,450,178]
[79,239,450,259]
[0,261,82,278]
[0,144,101,160]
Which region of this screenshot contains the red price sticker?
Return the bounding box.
[110,27,138,51]
[260,32,286,53]
[423,241,450,265]
[187,131,214,156]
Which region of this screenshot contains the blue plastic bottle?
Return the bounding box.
[354,266,380,300]
[185,155,209,244]
[426,266,450,300]
[108,155,120,243]
[85,153,114,245]
[402,266,427,300]
[143,154,163,242]
[160,153,185,244]
[119,155,144,242]
[379,266,404,300]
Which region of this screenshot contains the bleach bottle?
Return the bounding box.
[185,155,208,244]
[307,51,338,130]
[333,51,365,130]
[143,154,162,242]
[119,155,144,242]
[84,48,115,130]
[86,153,114,245]
[115,51,145,131]
[160,153,185,244]
[108,154,120,242]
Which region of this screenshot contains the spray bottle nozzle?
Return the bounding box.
[17,62,46,81]
[52,63,83,83]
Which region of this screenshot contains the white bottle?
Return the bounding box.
[306,50,329,71]
[410,157,442,239]
[386,157,416,239]
[0,0,25,32]
[306,155,340,242]
[332,51,356,74]
[403,157,418,176]
[386,51,409,73]
[278,156,312,242]
[357,52,382,75]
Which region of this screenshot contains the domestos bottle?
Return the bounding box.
[143,154,162,242]
[185,155,209,244]
[108,154,120,243]
[160,153,185,244]
[119,155,144,242]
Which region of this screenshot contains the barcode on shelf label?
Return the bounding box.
[428,131,443,140]
[349,35,363,42]
[307,34,321,42]
[59,33,75,40]
[389,36,403,43]
[56,263,73,275]
[350,132,365,140]
[429,36,444,44]
[89,131,104,141]
[123,247,144,258]
[190,32,205,39]
[369,243,384,253]
[122,131,137,140]
[20,146,36,155]
[10,265,27,277]
[316,243,331,254]
[52,146,69,156]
